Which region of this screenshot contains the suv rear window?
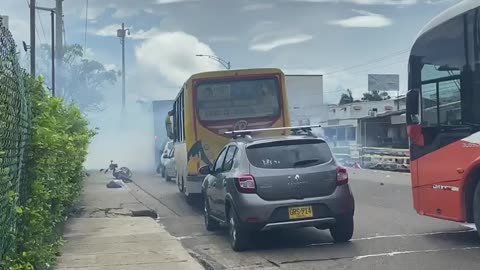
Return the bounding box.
[246,139,333,169]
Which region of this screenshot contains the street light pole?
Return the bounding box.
[195,54,231,70]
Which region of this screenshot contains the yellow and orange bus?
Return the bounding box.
[169,68,291,203]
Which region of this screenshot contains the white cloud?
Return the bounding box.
[328,10,392,28]
[129,28,164,39]
[250,34,313,52]
[135,31,222,86]
[104,63,118,71]
[93,24,124,37]
[93,25,165,40]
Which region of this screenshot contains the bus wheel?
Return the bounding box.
[473,183,480,238]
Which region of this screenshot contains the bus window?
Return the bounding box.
[196,78,281,123]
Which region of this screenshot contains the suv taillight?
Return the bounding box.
[235,175,256,193]
[336,167,348,185]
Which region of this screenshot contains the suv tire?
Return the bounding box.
[161,167,166,178]
[228,208,250,252]
[204,196,220,231]
[473,183,480,238]
[330,214,354,243]
[166,174,171,182]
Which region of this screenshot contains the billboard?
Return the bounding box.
[368,74,399,92]
[285,75,326,125]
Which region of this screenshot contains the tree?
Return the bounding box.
[37,44,118,112]
[338,89,354,105]
[361,89,391,101]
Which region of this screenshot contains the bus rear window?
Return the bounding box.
[246,140,333,169]
[196,78,281,121]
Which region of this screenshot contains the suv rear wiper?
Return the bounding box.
[293,159,320,167]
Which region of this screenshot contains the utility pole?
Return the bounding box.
[30,0,36,76]
[117,23,129,113]
[55,0,63,96]
[36,5,56,96]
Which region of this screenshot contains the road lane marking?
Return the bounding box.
[354,246,480,260]
[307,229,474,247]
[352,229,474,241]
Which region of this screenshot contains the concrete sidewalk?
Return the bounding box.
[56,172,204,270]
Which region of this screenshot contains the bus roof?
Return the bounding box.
[189,68,284,81]
[416,0,479,40]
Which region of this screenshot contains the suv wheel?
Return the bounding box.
[166,174,171,182]
[204,197,220,231]
[473,183,480,238]
[228,208,250,251]
[330,214,354,243]
[161,167,166,178]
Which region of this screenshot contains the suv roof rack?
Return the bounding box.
[224,125,321,139]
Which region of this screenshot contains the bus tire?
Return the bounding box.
[473,182,480,238]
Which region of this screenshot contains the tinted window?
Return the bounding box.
[213,148,227,173]
[196,78,281,121]
[222,146,237,171]
[410,7,480,126]
[246,140,333,169]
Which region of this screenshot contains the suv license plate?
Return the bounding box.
[288,206,313,219]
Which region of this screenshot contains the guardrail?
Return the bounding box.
[330,145,410,172]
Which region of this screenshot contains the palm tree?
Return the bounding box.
[338,89,354,105]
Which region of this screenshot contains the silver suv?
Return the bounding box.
[200,133,355,251]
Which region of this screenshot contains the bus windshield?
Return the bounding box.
[196,78,281,122]
[409,6,480,126]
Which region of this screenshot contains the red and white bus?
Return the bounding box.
[406,0,480,233]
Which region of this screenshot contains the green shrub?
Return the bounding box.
[4,76,96,270]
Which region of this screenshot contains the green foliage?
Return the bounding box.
[3,76,96,270]
[37,44,118,112]
[338,89,357,105]
[361,89,391,101]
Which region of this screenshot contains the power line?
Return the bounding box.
[323,59,407,95]
[323,49,410,76]
[36,9,47,42]
[26,0,43,44]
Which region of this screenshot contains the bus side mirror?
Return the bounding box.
[406,89,420,125]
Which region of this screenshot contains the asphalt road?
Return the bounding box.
[128,169,480,270]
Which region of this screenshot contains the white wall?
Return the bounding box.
[285,75,326,125]
[325,99,397,123]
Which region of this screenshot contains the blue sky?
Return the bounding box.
[2,0,462,104]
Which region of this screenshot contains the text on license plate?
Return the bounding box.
[288,206,313,219]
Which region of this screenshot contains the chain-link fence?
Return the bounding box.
[0,17,32,261]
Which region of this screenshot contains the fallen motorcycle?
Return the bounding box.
[100,160,133,182]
